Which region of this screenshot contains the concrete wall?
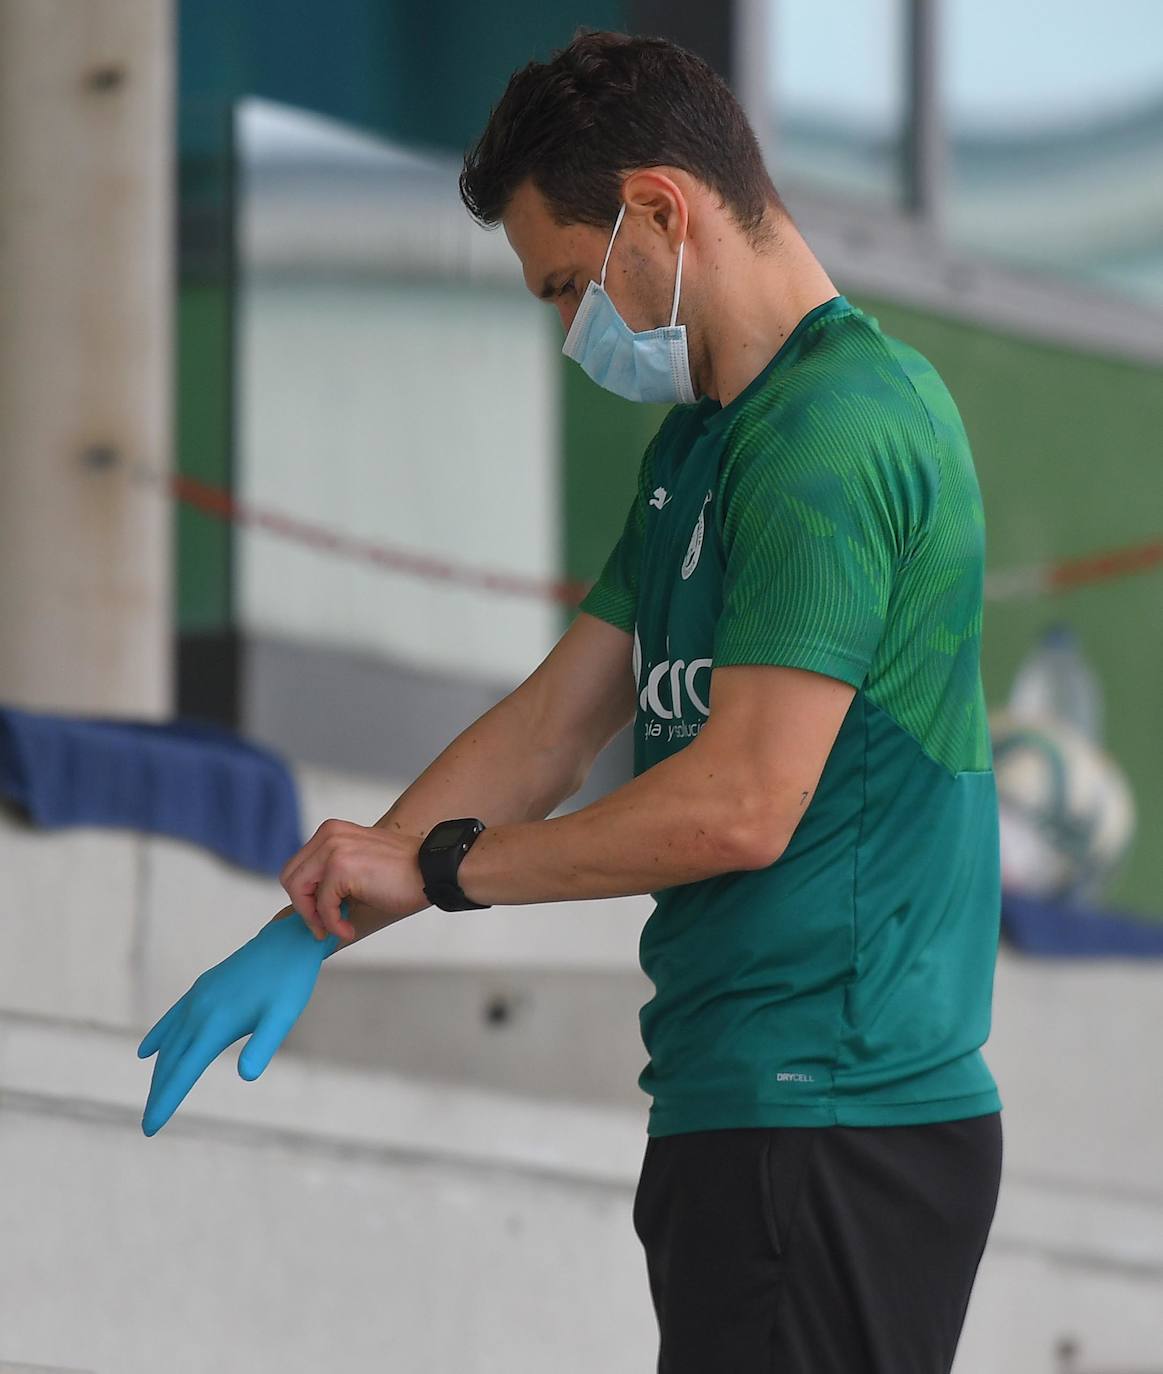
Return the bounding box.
[0,1013,654,1374]
[2,766,1162,1372]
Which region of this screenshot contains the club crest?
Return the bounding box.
[681,490,713,580]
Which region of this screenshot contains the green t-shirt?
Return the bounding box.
[578,295,1002,1135]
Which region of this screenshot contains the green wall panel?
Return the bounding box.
[858,298,1163,916]
[564,299,1163,917]
[561,356,669,619]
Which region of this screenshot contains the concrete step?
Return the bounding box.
[0,1363,94,1373]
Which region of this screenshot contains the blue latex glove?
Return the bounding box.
[137,901,348,1137]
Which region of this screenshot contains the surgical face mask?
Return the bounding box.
[561,203,696,405]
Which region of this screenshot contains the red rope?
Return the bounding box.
[1047,537,1163,593]
[150,467,1161,606]
[167,472,593,607]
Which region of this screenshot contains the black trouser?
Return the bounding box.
[632,1113,1002,1374]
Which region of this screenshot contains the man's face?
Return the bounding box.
[502,178,684,339]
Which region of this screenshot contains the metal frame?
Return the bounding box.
[904,0,943,225]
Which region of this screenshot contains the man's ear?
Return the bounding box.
[622,169,688,249]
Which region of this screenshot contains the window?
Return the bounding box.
[945,0,1163,304]
[770,0,908,208]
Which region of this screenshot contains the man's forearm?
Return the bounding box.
[341,691,586,942]
[456,731,769,906]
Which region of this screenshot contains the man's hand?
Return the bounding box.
[136,903,347,1137]
[278,819,431,944]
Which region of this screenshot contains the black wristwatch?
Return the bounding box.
[418,817,491,911]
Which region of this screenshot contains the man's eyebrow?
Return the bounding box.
[537,268,575,300]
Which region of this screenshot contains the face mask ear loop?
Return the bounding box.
[669,239,685,327]
[599,202,627,289]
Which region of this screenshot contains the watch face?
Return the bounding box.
[426,820,467,850]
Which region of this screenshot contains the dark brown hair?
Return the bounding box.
[459,30,782,244]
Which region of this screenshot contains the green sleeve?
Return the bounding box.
[712,405,910,688]
[576,436,657,634]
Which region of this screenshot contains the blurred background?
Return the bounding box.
[1,1,1161,1371]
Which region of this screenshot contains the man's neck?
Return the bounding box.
[698,219,840,409]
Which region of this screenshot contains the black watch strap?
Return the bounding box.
[418,817,491,912]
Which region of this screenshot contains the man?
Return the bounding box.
[140,30,1003,1374]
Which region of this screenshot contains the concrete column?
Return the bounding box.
[0,0,173,716]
